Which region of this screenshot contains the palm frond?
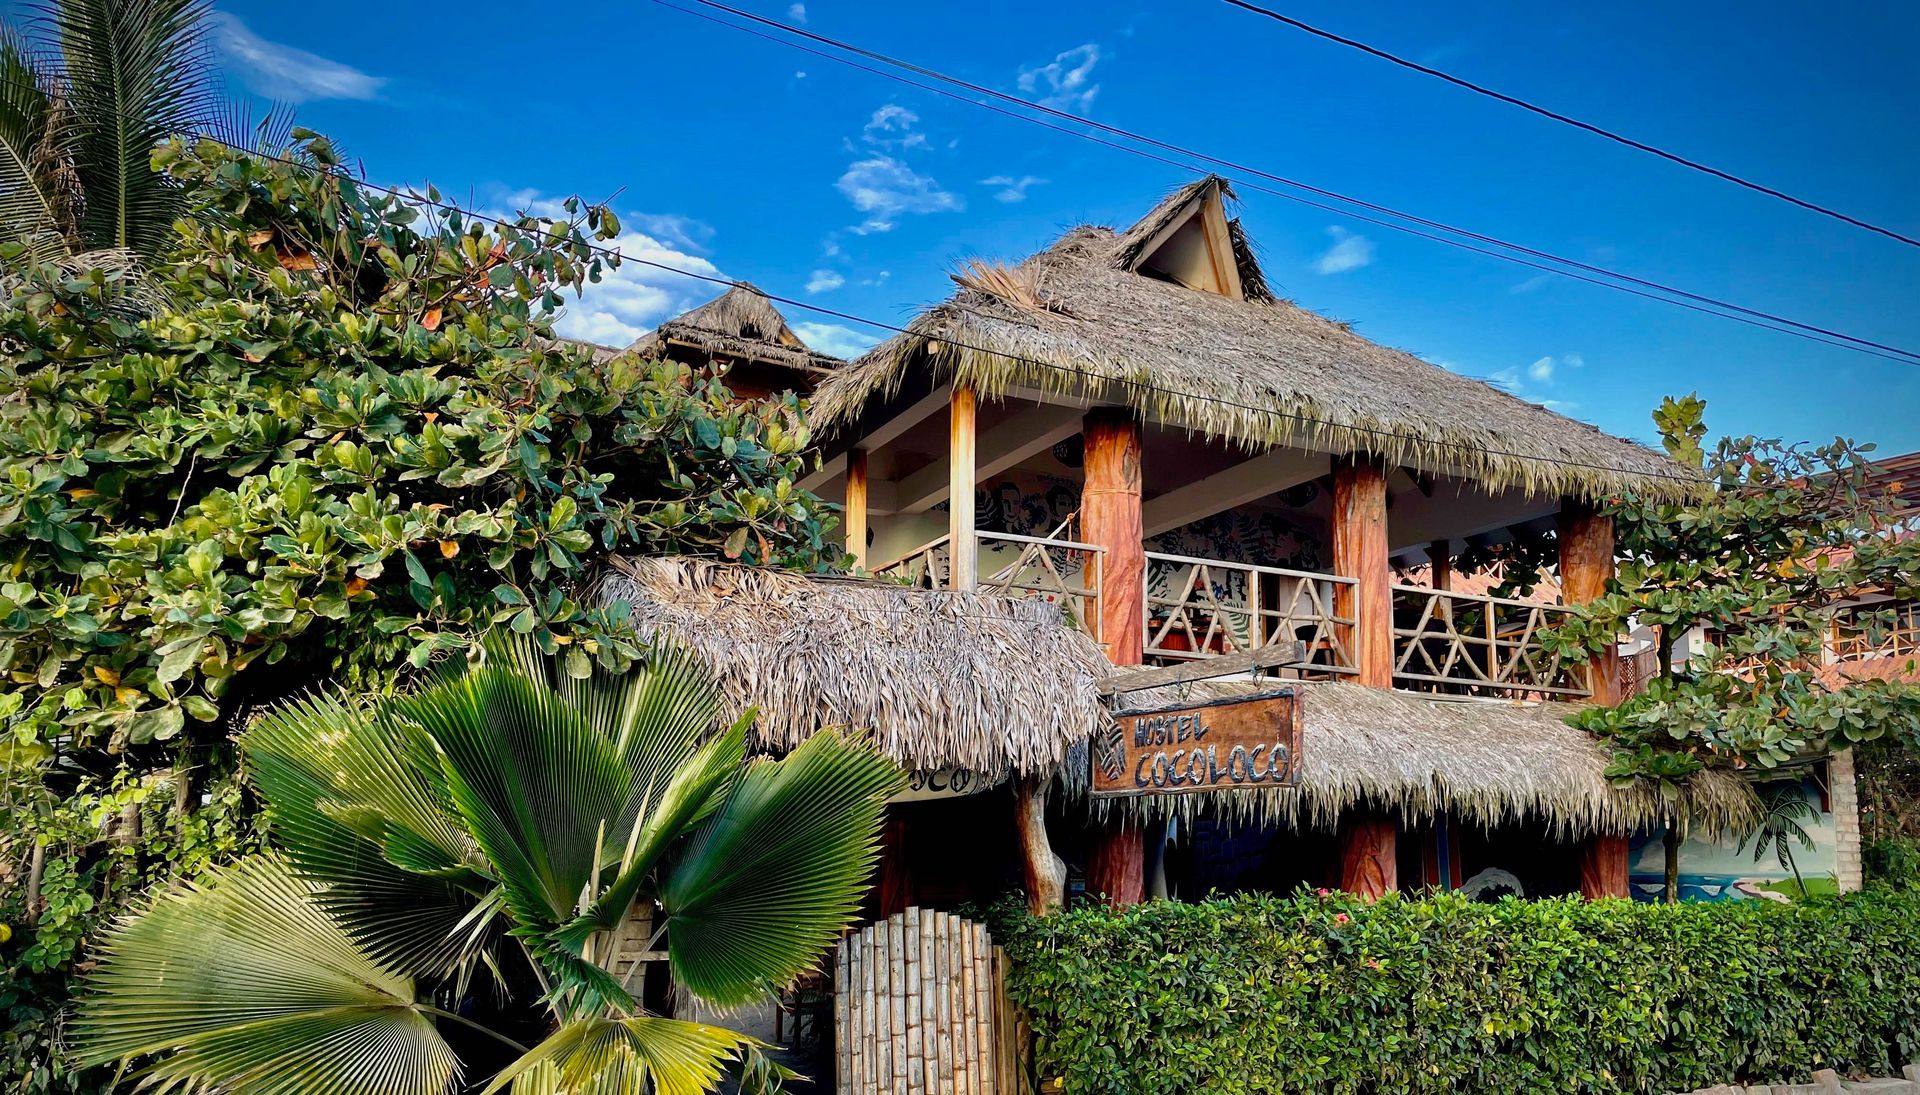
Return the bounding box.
[74,856,462,1095]
[50,0,220,257]
[243,690,493,975]
[486,1016,755,1095]
[0,24,75,258]
[659,729,902,1007]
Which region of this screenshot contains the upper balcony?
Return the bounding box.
[872,526,1595,701]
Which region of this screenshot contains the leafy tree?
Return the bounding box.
[1541,395,1920,894]
[74,635,902,1093]
[1,0,233,262]
[0,130,840,762]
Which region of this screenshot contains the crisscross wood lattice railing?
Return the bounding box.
[1391,585,1590,698]
[1142,552,1357,677]
[873,531,1104,640]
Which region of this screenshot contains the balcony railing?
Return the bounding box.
[873,531,1104,638]
[1143,552,1357,677]
[1833,604,1920,663]
[1391,585,1591,699]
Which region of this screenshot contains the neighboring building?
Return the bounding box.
[624,282,841,399]
[781,176,1762,909]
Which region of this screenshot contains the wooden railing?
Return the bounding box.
[1391,585,1590,698]
[1833,603,1920,662]
[1142,552,1357,677]
[874,531,1104,639]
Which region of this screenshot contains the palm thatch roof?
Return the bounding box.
[592,556,1107,779]
[1085,676,1759,838]
[626,282,842,376]
[812,176,1697,503]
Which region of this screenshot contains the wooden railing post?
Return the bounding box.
[949,386,977,591]
[1557,501,1621,705]
[1081,407,1147,908]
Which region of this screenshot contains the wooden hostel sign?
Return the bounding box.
[1092,690,1302,798]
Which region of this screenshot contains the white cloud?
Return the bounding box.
[794,321,881,360]
[1312,226,1374,274]
[980,174,1048,203]
[1018,44,1101,114]
[836,155,962,230]
[862,104,929,149]
[1540,399,1583,413]
[627,213,714,254]
[788,2,807,22]
[1527,356,1555,383]
[1509,272,1553,294]
[210,12,386,103]
[1563,353,1585,369]
[806,269,845,294]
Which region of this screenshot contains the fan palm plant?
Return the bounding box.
[73,635,903,1093]
[1,0,223,262]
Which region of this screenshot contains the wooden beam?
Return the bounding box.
[1141,449,1329,537]
[1429,539,1452,592]
[1197,187,1244,300]
[948,385,977,590]
[845,448,869,570]
[1097,641,1305,695]
[1083,409,1144,665]
[1333,456,1393,689]
[891,403,1084,514]
[1579,834,1630,899]
[798,389,949,492]
[1339,812,1397,900]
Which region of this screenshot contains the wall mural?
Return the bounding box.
[1627,778,1838,902]
[965,470,1327,570]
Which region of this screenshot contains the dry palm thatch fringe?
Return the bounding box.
[1083,677,1760,838]
[593,556,1109,779]
[949,258,1065,317]
[812,176,1702,505]
[625,282,843,375]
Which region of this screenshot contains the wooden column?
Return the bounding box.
[1081,408,1145,664]
[1557,502,1622,705]
[1339,812,1397,900]
[1082,409,1147,907]
[874,812,911,918]
[949,386,977,590]
[1429,539,1452,592]
[1015,777,1065,916]
[1578,834,1630,899]
[845,448,869,571]
[1332,456,1393,688]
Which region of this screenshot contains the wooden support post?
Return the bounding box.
[875,813,911,919]
[1557,502,1622,704]
[1339,811,1397,900]
[1082,408,1147,908]
[845,447,869,571]
[1333,456,1393,688]
[1014,777,1065,916]
[1081,409,1145,663]
[949,386,978,591]
[1429,539,1452,592]
[1578,834,1630,899]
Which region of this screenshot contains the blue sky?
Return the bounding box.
[24,0,1920,453]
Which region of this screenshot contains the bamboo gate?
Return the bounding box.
[834,908,1032,1093]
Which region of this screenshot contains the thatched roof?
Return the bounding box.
[626,283,841,376]
[812,176,1697,503]
[1086,677,1758,838]
[592,556,1107,778]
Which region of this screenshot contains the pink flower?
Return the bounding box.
[1316,888,1332,898]
[1333,913,1350,925]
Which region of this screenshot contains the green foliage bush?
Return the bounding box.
[997,891,1920,1094]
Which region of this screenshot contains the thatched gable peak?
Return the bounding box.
[1112,176,1275,304]
[811,179,1700,504]
[626,283,842,377]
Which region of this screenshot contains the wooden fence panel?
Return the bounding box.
[835,908,1028,1093]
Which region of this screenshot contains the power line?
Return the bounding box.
[653,0,1920,366]
[0,101,1717,487]
[1215,0,1920,249]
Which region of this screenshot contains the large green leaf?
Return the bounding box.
[659,729,902,1007]
[486,1016,755,1095]
[243,690,491,975]
[52,0,218,257]
[74,856,462,1095]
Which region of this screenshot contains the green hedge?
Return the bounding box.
[995,891,1920,1094]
